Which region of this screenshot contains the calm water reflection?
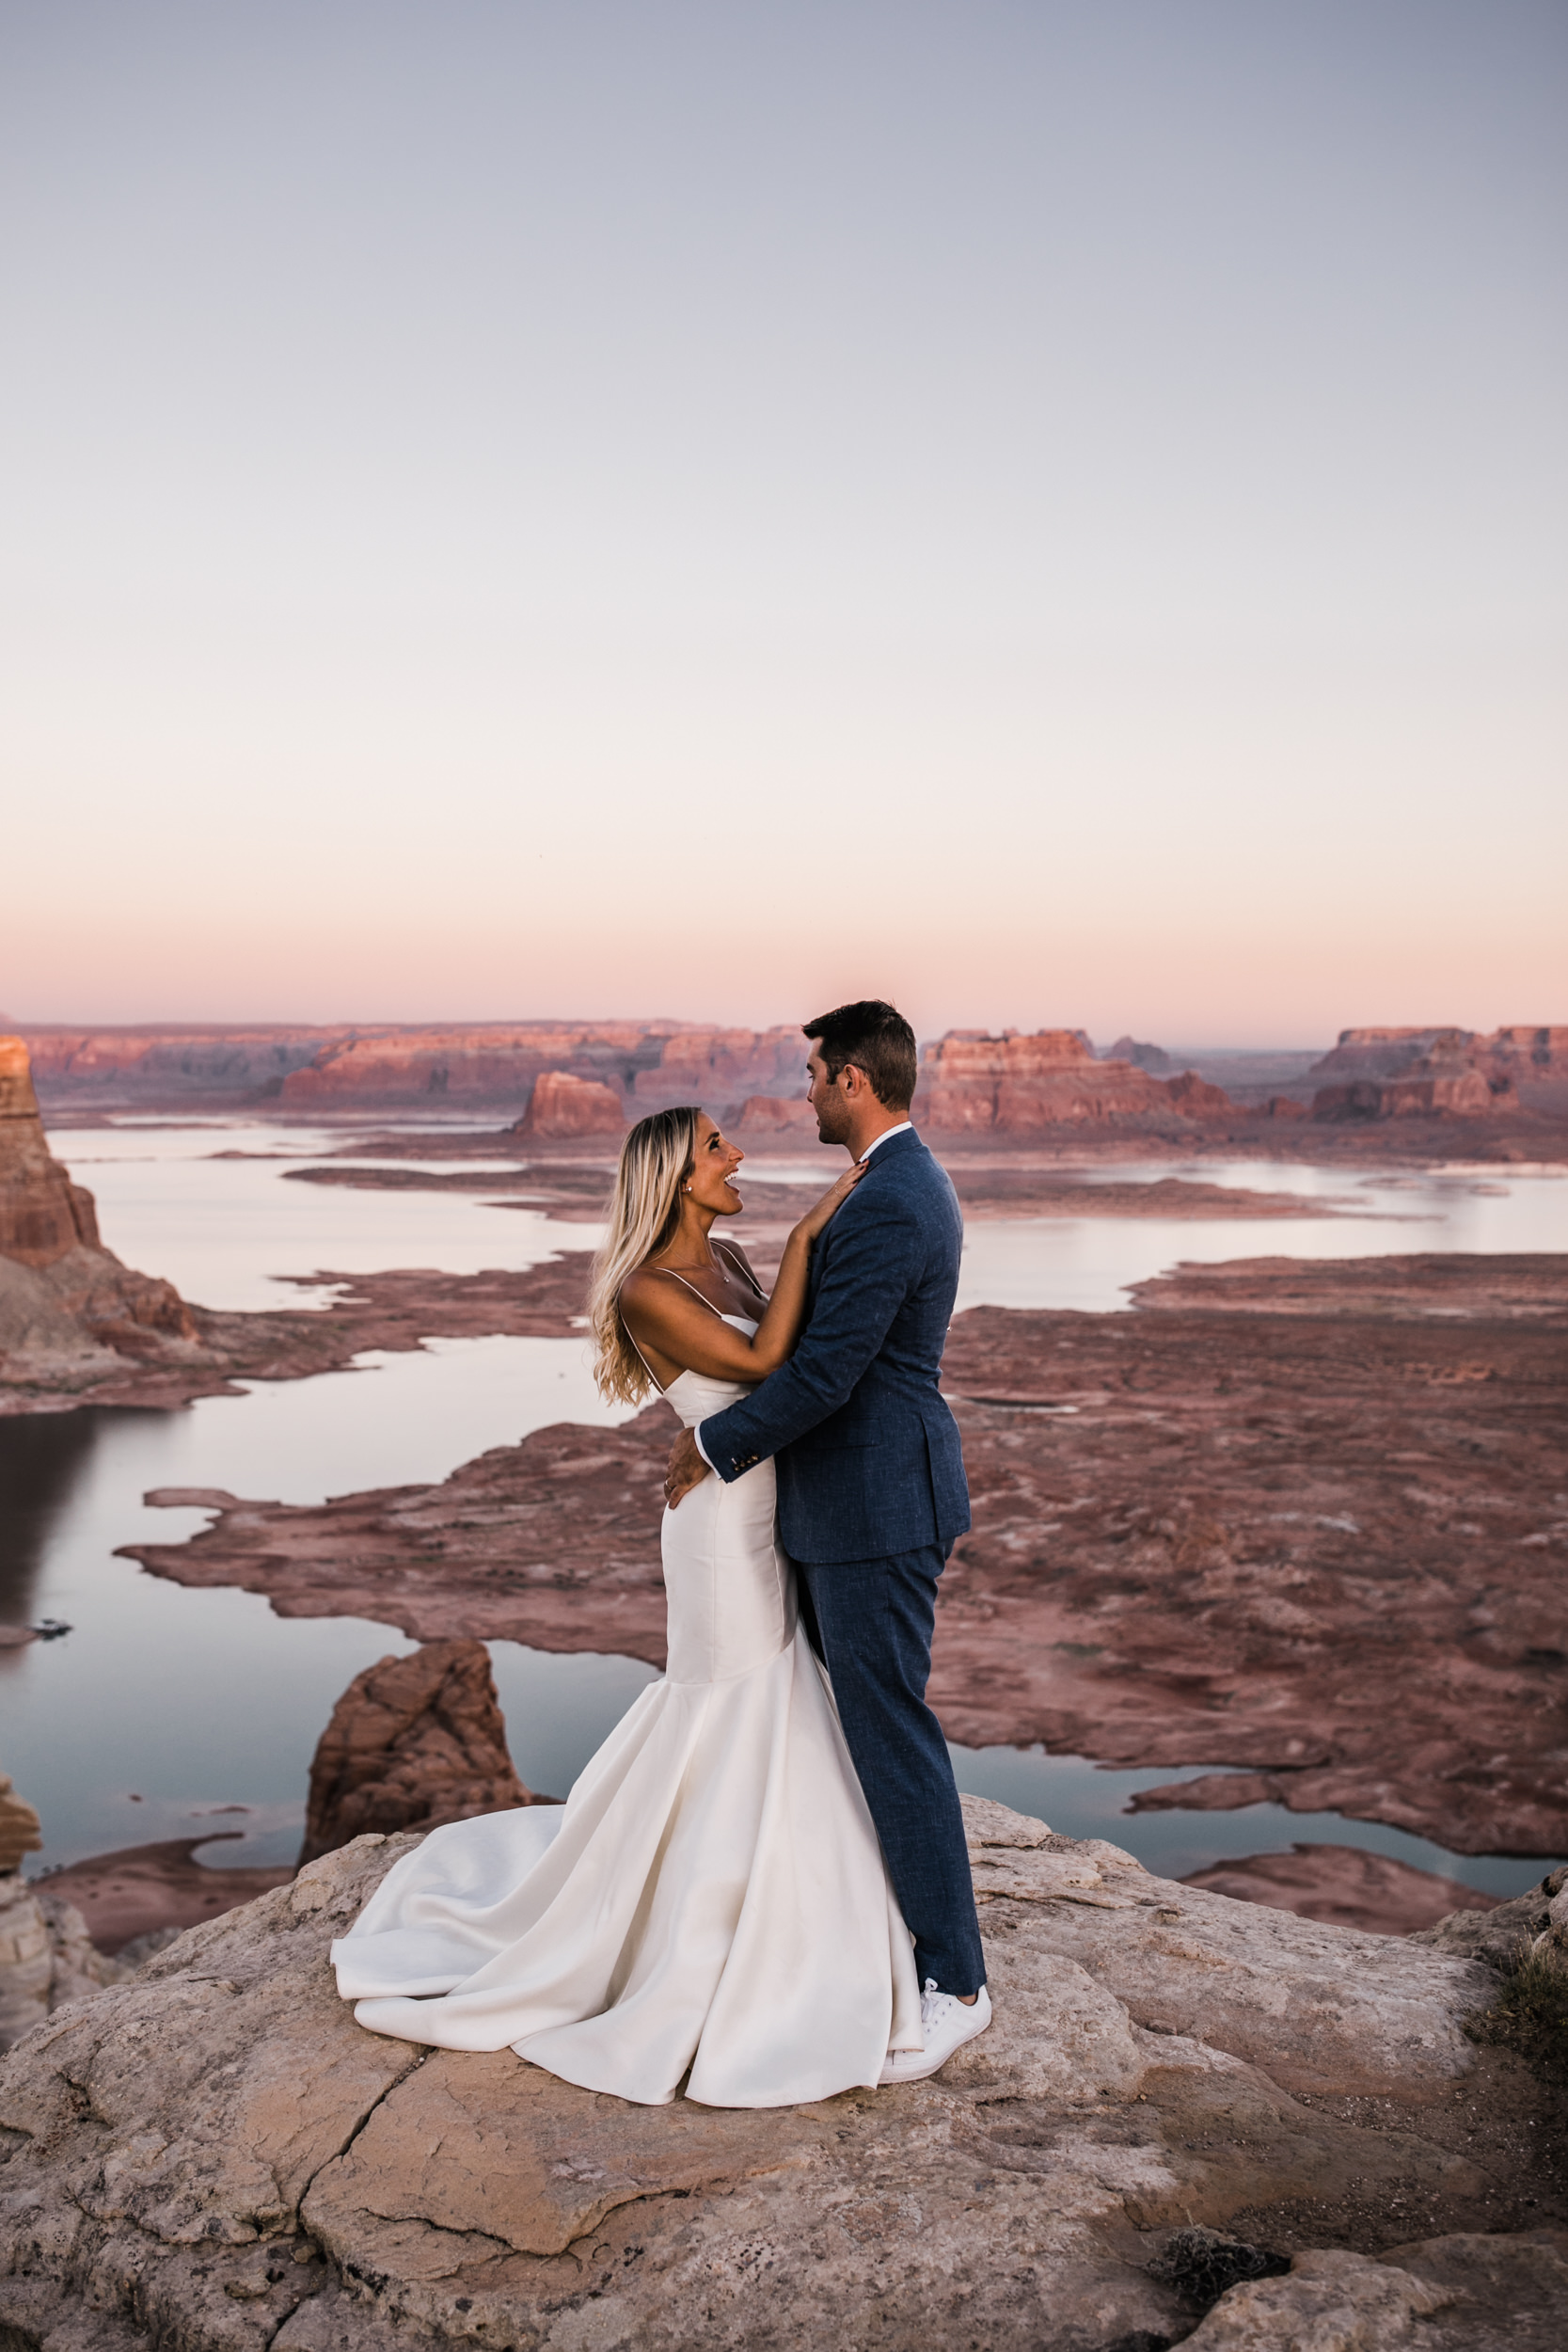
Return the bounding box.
[4,1336,640,1874]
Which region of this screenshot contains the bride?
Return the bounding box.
[330,1105,923,2107]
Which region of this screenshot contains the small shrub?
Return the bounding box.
[1465,1935,1568,2085]
[1147,2225,1291,2312]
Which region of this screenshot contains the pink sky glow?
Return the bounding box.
[3,6,1562,1046]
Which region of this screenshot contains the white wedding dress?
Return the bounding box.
[331,1316,923,2107]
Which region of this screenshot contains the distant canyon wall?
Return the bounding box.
[21,1025,347,1106]
[914,1031,1236,1134]
[1307,1025,1568,1122]
[14,1017,1566,1132]
[18,1021,802,1120]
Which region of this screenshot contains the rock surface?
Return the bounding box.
[0,1783,41,1878]
[1171,2232,1568,2347]
[0,1873,124,2052]
[1409,1864,1568,1968]
[5,1796,1560,2351]
[301,1640,547,1865]
[1176,2244,1445,2345]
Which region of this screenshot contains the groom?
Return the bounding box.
[663,998,990,2080]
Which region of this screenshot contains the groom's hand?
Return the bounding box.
[663,1428,710,1511]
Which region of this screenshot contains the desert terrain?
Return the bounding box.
[3,1030,1568,1929]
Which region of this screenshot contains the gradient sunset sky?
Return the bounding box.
[3,1,1563,1045]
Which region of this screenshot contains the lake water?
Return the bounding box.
[7,1123,1565,1898]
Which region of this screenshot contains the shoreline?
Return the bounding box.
[40,1100,1568,1168]
[0,1257,592,1417]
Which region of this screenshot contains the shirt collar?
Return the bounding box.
[858,1120,913,1165]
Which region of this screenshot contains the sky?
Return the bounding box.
[2,0,1563,1046]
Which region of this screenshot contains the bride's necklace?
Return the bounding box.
[655,1247,762,1297]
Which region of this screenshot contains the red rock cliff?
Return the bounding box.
[1,1040,198,1391]
[0,1039,102,1264]
[513,1071,626,1139]
[629,1027,805,1112]
[1308,1025,1566,1120]
[22,1025,347,1106]
[279,1024,684,1108]
[915,1032,1237,1133]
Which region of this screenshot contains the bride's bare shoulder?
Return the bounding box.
[618,1264,665,1315]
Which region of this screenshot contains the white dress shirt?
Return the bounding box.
[690,1120,913,1472]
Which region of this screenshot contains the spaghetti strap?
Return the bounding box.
[618,1308,668,1396]
[623,1263,762,1395]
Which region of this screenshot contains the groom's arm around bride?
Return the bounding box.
[666,1000,989,2048]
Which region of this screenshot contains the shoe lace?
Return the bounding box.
[920,1977,959,2029]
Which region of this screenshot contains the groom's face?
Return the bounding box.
[806,1047,856,1146]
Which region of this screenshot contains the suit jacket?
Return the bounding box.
[698,1127,971,1564]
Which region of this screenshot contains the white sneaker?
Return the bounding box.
[878,1979,991,2086]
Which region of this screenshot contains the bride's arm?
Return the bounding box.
[620,1165,863,1383]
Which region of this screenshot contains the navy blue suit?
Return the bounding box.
[699,1128,985,1994]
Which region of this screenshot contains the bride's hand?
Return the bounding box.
[795,1160,866,1241]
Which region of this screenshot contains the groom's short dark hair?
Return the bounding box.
[803,1000,918,1110]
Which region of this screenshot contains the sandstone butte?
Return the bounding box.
[0,1797,1564,2350]
[911,1030,1237,1135]
[512,1070,627,1140]
[0,1039,200,1401]
[1307,1025,1568,1122]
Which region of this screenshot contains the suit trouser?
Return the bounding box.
[796,1545,986,1998]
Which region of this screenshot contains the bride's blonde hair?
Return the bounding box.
[588,1105,702,1404]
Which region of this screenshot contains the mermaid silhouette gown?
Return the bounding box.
[330,1311,923,2107]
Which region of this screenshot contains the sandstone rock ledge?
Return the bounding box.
[2,1798,1560,2351]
